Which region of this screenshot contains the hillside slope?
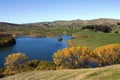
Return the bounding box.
[1,64,120,80]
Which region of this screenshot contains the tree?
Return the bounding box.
[4,53,28,75]
[53,46,92,69]
[81,25,112,33]
[93,44,120,66]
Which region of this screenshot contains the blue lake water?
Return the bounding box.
[0,35,71,67]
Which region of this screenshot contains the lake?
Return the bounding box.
[0,35,71,67]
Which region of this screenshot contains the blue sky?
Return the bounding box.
[0,0,120,24]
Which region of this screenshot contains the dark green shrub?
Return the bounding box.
[114,31,119,33]
[35,61,56,70]
[0,68,4,78]
[81,25,112,33]
[21,60,56,71]
[22,60,40,71]
[0,34,16,48]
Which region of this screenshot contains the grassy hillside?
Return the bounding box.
[1,64,120,80]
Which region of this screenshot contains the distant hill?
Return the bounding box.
[1,64,120,80]
[23,18,120,27]
[1,18,120,28]
[0,18,120,34]
[0,22,21,28]
[0,22,21,32]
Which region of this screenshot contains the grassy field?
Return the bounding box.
[67,30,120,49]
[1,64,120,80]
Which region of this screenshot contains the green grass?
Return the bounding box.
[1,64,120,80]
[68,30,120,49]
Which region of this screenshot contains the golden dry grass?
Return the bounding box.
[1,64,120,80]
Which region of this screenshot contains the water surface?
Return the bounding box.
[0,35,71,67]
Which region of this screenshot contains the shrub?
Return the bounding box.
[4,53,28,75]
[0,73,4,78]
[53,44,120,69]
[0,34,16,48]
[35,61,56,70]
[4,53,28,67]
[22,60,40,71]
[53,46,92,69]
[93,44,120,66]
[114,31,119,33]
[22,60,56,71]
[81,25,112,33]
[0,68,4,78]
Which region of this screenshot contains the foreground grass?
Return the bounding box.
[1,64,120,80]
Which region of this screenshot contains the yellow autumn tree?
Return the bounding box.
[4,53,28,75]
[93,44,120,66]
[53,46,92,69]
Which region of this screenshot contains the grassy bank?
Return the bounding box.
[1,64,120,80]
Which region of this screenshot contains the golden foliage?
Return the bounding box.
[53,44,120,69]
[4,53,28,75]
[53,46,91,69]
[5,53,28,66]
[93,44,120,66]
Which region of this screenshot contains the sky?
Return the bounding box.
[0,0,120,24]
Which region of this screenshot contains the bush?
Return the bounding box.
[0,68,4,78]
[4,53,28,67]
[22,60,40,71]
[21,60,56,71]
[81,25,112,33]
[0,73,4,78]
[114,31,119,33]
[93,44,120,66]
[35,61,56,70]
[53,44,120,69]
[53,46,92,69]
[0,68,4,73]
[0,34,16,48]
[4,53,28,75]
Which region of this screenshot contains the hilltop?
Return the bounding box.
[1,64,120,80]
